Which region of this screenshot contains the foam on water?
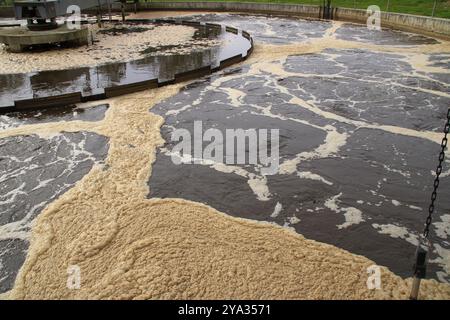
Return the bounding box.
[0,13,449,299]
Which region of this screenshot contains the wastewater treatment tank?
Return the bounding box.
[0,7,449,301]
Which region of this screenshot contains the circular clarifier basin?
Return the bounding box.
[0,12,449,299]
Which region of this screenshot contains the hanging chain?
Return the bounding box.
[423,108,450,238]
[410,108,450,300]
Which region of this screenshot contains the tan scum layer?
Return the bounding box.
[1,19,449,300]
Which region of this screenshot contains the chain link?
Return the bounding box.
[423,108,450,238]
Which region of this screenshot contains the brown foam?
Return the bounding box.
[3,19,450,300]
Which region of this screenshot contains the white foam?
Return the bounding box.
[433,214,450,239]
[297,171,333,185]
[324,193,364,229]
[372,223,419,246]
[270,202,283,218]
[430,244,450,283]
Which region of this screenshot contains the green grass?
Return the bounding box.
[1,0,449,19]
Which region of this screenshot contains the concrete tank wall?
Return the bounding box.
[141,2,321,18]
[334,7,450,39]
